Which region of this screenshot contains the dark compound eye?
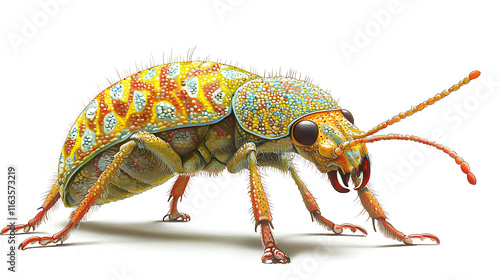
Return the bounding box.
[341,109,354,124]
[292,120,319,146]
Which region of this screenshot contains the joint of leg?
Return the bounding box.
[264,241,276,248]
[255,219,273,232]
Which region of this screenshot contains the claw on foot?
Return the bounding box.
[314,211,367,236]
[18,235,62,250]
[1,224,33,235]
[378,219,440,245]
[404,233,440,245]
[162,213,191,222]
[333,223,368,235]
[1,208,48,235]
[262,246,290,264]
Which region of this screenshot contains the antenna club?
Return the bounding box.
[467,173,477,185]
[469,71,481,80]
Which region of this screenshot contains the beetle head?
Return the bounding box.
[291,70,482,192]
[291,110,370,193]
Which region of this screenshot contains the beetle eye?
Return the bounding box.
[292,120,319,146]
[341,109,354,124]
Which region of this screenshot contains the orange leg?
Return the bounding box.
[227,143,290,263]
[289,166,367,235]
[248,150,289,264]
[18,141,137,250]
[227,143,289,264]
[1,182,61,234]
[163,175,191,222]
[261,221,290,264]
[358,187,440,244]
[258,153,366,236]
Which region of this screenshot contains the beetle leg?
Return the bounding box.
[227,143,290,264]
[257,153,367,236]
[358,187,440,245]
[18,141,137,250]
[290,166,367,235]
[261,221,290,264]
[130,131,183,174]
[163,175,191,222]
[1,181,60,235]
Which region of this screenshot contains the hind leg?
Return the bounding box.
[18,141,137,250]
[163,175,191,222]
[1,182,60,234]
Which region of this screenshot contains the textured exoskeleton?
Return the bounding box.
[1,61,479,263]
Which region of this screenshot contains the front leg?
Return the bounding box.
[358,187,440,244]
[227,143,290,264]
[289,165,367,235]
[257,153,366,236]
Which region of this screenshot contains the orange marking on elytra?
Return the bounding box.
[98,93,111,126]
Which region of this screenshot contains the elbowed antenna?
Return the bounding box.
[334,71,481,185]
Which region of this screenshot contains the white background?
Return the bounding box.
[1,1,499,279]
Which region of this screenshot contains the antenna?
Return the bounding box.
[334,71,481,185]
[355,71,480,138]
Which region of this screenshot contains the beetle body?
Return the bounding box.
[60,61,257,206]
[59,62,340,207]
[1,60,479,264]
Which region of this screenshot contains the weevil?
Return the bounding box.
[1,61,479,263]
